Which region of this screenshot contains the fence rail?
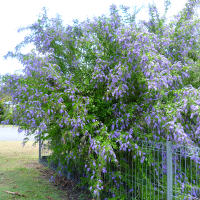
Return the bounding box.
[38,137,200,200]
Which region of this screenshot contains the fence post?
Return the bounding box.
[39,136,41,162]
[167,141,173,200]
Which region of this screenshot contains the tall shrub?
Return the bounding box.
[2,1,200,198]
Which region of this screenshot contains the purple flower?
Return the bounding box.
[102,167,107,173]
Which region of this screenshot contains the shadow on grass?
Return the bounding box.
[0,163,68,200]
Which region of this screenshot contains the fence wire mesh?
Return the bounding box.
[39,138,200,200]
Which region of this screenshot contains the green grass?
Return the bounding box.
[0,141,68,200]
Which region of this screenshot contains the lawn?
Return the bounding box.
[0,141,69,200]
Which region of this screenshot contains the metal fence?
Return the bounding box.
[39,138,200,200]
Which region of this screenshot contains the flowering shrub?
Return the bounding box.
[2,0,200,198]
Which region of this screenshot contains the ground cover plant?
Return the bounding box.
[1,0,200,199]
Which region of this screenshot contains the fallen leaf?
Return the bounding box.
[4,190,26,197]
[46,196,54,200]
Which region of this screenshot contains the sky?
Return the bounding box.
[0,0,188,75]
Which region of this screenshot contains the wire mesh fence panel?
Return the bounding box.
[39,137,89,184]
[39,137,53,166]
[99,140,168,200]
[38,137,200,200]
[172,144,200,200]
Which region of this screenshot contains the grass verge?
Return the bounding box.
[0,141,69,200]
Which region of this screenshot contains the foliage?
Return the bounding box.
[0,100,5,122]
[2,0,200,198]
[0,85,13,124]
